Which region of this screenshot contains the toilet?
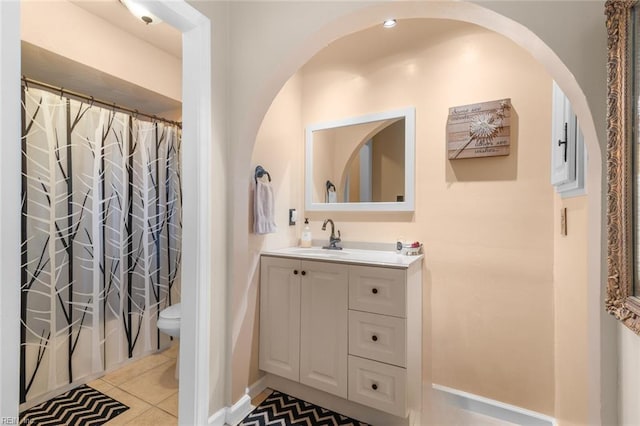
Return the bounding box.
[157,303,181,379]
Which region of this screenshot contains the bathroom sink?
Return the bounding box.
[261,246,423,268]
[288,248,348,256]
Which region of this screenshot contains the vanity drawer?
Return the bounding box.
[349,266,406,317]
[349,310,406,367]
[348,355,407,418]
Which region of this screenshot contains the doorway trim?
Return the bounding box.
[0,0,22,418]
[0,1,213,424]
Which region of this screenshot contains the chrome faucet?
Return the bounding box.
[321,219,342,250]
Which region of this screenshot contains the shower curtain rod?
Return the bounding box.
[21,76,182,128]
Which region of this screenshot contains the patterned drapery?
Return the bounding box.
[20,87,182,404]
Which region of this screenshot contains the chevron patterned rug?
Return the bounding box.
[20,384,129,426]
[240,390,370,426]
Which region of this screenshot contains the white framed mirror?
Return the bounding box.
[305,107,415,212]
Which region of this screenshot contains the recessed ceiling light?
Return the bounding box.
[120,0,162,25]
[383,19,397,29]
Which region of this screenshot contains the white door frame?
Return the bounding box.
[0,1,214,424]
[0,0,22,419]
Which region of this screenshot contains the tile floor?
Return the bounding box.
[89,342,179,426]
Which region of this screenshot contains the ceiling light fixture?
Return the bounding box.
[120,0,162,25]
[383,19,397,29]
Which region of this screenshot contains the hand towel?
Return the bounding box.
[327,190,337,203]
[254,180,277,234]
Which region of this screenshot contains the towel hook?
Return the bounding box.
[255,165,271,184]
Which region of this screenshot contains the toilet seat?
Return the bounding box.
[157,303,181,338]
[160,303,181,320]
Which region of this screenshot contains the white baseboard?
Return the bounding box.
[246,375,268,399]
[433,384,557,426]
[207,407,226,426]
[224,394,253,426]
[207,394,252,426]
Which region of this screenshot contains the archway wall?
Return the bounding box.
[255,18,557,414]
[195,0,611,423]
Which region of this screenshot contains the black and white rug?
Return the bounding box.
[20,384,129,426]
[240,390,370,426]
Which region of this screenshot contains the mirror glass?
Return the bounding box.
[305,108,415,212]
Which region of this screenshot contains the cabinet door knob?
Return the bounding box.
[301,271,306,276]
[371,288,378,294]
[293,270,298,275]
[371,383,378,391]
[371,335,378,342]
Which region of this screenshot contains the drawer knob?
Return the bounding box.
[301,271,306,276]
[371,383,378,391]
[371,335,378,342]
[371,288,378,294]
[293,270,299,275]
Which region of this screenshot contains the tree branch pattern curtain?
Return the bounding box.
[20,87,182,404]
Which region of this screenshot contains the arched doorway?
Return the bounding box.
[233,2,605,424]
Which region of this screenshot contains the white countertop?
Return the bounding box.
[260,246,423,268]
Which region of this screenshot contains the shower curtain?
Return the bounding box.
[20,87,182,404]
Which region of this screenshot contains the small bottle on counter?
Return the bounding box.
[300,218,312,248]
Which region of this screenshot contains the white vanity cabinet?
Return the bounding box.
[259,249,423,423]
[259,256,349,398]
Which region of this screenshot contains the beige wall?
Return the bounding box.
[253,19,556,415]
[191,0,610,422]
[242,74,304,393]
[554,196,589,426]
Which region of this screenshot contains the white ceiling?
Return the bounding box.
[70,0,182,59]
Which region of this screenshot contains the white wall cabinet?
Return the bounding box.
[551,81,586,197]
[259,254,422,421]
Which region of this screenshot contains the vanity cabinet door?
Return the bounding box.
[259,256,301,381]
[300,260,349,398]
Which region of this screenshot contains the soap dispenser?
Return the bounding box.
[300,218,312,248]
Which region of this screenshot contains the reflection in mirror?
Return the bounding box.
[305,108,415,212]
[344,120,405,203]
[312,118,405,203]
